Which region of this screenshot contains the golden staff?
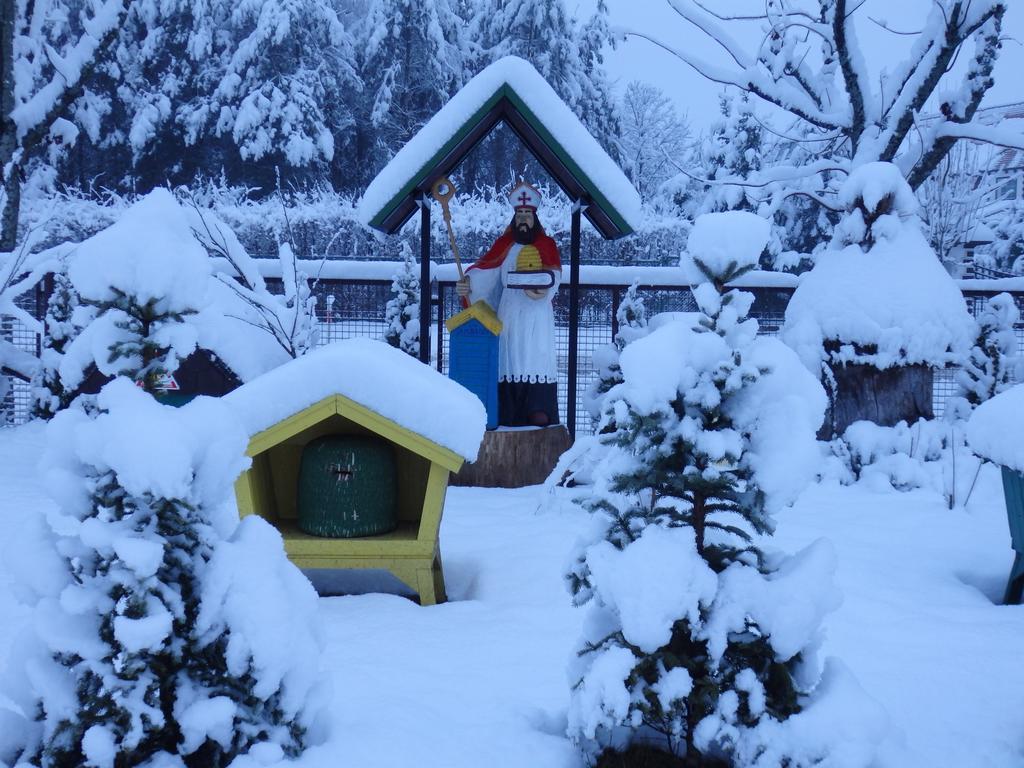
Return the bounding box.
[430,176,464,280]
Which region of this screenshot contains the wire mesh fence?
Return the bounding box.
[3,275,1023,435]
[0,288,42,426]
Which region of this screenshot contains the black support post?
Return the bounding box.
[419,198,431,365]
[567,201,582,440]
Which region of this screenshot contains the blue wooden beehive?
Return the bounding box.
[446,300,502,430]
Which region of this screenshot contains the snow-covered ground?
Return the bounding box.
[1,422,1023,767]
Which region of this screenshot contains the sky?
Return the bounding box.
[575,0,1024,133]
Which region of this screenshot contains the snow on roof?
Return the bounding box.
[222,338,486,461]
[356,56,641,235]
[966,384,1024,473]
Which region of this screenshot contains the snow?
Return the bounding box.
[583,525,717,653]
[837,162,919,218]
[357,56,642,232]
[783,212,975,371]
[222,338,487,462]
[195,515,327,728]
[67,189,211,312]
[45,379,249,510]
[81,724,116,768]
[967,384,1024,472]
[683,210,771,279]
[1,425,1024,766]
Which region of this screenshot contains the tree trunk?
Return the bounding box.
[452,426,572,488]
[0,0,17,251]
[824,362,934,439]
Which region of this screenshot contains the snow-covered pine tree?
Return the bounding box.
[986,197,1024,275]
[88,0,361,191]
[566,212,859,766]
[384,243,420,358]
[2,380,326,767]
[30,269,81,419]
[585,280,647,424]
[88,288,198,396]
[63,190,206,396]
[700,93,765,215]
[355,0,466,184]
[957,292,1021,407]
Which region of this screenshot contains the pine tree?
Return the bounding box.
[76,0,362,191]
[567,212,836,766]
[585,280,647,424]
[355,0,467,184]
[86,288,198,395]
[30,269,82,419]
[700,93,765,215]
[957,292,1021,407]
[384,243,421,358]
[987,197,1024,275]
[9,381,323,767]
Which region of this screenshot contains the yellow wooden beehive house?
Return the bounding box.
[224,340,486,605]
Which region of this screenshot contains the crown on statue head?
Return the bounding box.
[508,180,541,211]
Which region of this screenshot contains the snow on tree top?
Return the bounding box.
[838,162,919,218]
[966,384,1024,473]
[222,339,487,461]
[783,165,975,372]
[356,56,641,234]
[67,188,211,312]
[685,211,770,278]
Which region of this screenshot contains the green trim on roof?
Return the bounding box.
[502,88,632,236]
[369,89,506,230]
[366,83,634,237]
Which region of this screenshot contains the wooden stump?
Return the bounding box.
[826,362,933,438]
[452,426,572,488]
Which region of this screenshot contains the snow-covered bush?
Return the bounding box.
[0,380,326,767]
[384,243,420,357]
[566,212,883,766]
[828,419,984,508]
[188,203,319,360]
[585,280,648,424]
[955,293,1021,408]
[783,163,975,437]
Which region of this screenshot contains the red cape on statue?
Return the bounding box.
[461,229,561,308]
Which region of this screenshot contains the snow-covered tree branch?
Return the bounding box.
[0,0,129,249]
[628,0,1015,207]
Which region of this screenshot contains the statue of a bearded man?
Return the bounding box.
[456,181,561,427]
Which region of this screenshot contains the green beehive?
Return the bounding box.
[297,435,398,538]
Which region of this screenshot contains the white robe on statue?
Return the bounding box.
[466,242,560,384]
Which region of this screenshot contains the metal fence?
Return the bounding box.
[4,276,1024,435]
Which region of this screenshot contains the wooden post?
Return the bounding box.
[567,201,582,439]
[436,282,445,373]
[418,196,431,365]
